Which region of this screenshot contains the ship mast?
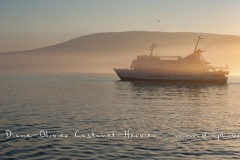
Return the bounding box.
[194,34,203,52]
[193,34,208,63]
[150,43,156,56]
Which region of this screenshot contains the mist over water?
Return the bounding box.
[0,32,240,73]
[1,73,240,159]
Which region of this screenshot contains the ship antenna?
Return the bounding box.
[150,43,156,56]
[194,34,203,52]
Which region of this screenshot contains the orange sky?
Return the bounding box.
[0,0,240,52]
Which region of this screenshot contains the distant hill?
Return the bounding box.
[0,31,239,73]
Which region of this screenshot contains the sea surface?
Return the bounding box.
[1,73,240,160]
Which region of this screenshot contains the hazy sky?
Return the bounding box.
[0,0,240,52]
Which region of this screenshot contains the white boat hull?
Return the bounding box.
[114,69,228,83]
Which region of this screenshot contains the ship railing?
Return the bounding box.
[159,56,182,61]
[213,67,229,70]
[207,66,229,74]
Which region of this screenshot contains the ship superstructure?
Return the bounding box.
[114,35,229,83]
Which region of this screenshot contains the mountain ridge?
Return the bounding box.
[1,31,240,54]
[0,31,239,73]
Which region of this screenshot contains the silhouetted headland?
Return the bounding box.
[0,31,239,73]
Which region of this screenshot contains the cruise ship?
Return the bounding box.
[114,35,229,83]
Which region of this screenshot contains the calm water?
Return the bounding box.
[1,73,240,160]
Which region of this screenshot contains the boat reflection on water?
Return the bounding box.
[130,81,227,101]
[114,80,229,111]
